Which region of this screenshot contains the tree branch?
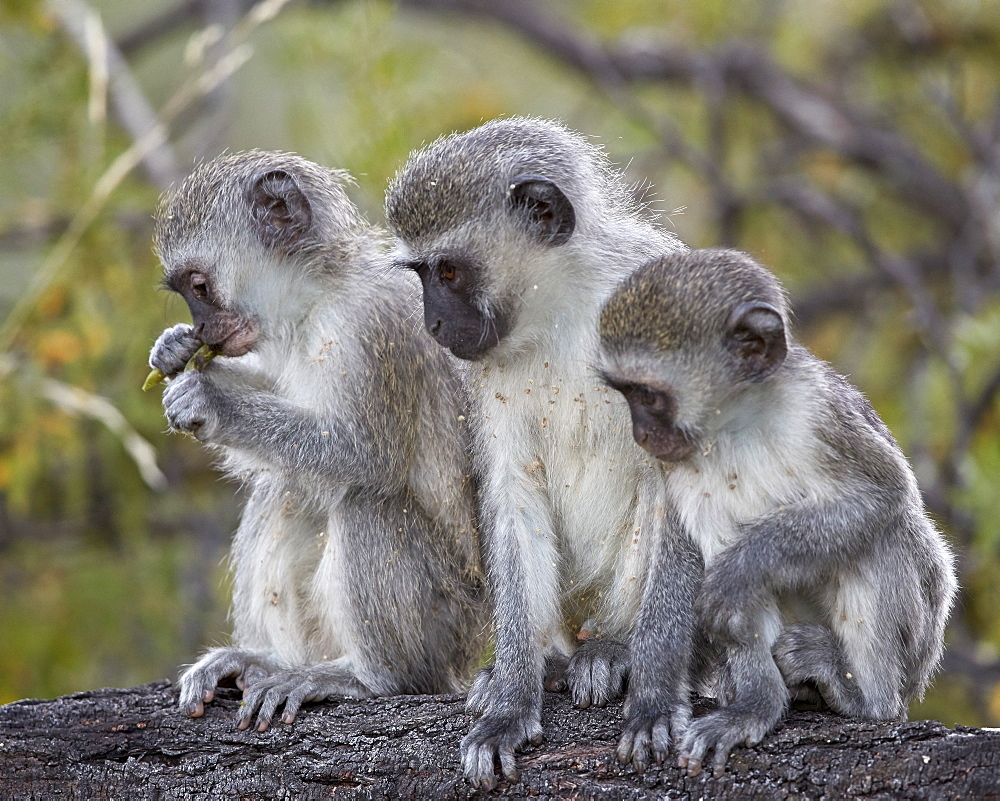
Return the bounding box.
[0,682,996,798]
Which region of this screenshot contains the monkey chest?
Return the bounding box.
[665,454,804,565]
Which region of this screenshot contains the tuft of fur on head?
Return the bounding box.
[385,116,658,251]
[601,249,788,355]
[155,151,371,266]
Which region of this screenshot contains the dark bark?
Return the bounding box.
[0,681,997,799]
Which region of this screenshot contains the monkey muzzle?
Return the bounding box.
[633,421,697,463]
[194,310,260,357]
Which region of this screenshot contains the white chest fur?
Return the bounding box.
[664,399,825,565]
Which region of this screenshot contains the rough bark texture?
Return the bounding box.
[0,681,997,799]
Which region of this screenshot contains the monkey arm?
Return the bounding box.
[461,461,563,790]
[161,370,404,490]
[695,487,903,644]
[617,507,703,771]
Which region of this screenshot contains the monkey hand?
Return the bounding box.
[678,699,782,779]
[178,647,274,718]
[149,323,203,377]
[616,695,691,772]
[694,567,761,645]
[163,370,226,442]
[236,662,369,732]
[461,708,543,790]
[567,637,628,708]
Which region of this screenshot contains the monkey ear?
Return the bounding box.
[725,301,787,382]
[249,170,312,252]
[507,174,576,246]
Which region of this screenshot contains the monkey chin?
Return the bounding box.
[637,429,697,464]
[211,319,260,358]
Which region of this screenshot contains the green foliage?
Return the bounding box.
[0,536,229,705]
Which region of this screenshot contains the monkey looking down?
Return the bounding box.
[386,117,691,789]
[148,151,485,731]
[598,248,956,777]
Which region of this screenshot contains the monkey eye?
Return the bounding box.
[189,271,211,301]
[632,386,659,408]
[438,261,456,282]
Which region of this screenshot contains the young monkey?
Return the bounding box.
[598,249,956,777]
[148,151,485,731]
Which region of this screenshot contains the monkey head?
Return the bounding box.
[598,249,789,463]
[385,117,643,361]
[154,151,372,355]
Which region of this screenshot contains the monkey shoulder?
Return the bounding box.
[790,348,915,500]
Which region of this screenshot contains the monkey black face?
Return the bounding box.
[602,376,696,462]
[401,255,509,361]
[165,266,259,357]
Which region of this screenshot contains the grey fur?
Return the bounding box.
[386,117,687,789]
[149,151,485,731]
[598,248,957,777]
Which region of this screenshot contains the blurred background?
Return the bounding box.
[0,0,997,726]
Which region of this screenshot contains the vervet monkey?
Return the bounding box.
[148,151,485,732]
[385,117,687,788]
[598,248,956,777]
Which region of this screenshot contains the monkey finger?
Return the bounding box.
[651,717,673,764]
[680,754,703,778]
[631,729,651,772]
[710,732,744,778]
[461,742,499,791]
[280,686,311,724]
[499,747,520,782]
[237,663,268,692]
[611,659,629,697]
[616,728,637,765]
[252,687,286,731]
[679,733,708,778]
[590,659,613,707]
[236,687,265,729]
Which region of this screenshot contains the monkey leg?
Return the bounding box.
[177,647,278,718]
[773,622,905,720]
[235,657,371,731]
[678,643,789,778]
[616,514,701,772]
[567,636,628,708]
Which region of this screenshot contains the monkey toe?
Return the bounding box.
[460,713,541,788]
[568,638,628,709]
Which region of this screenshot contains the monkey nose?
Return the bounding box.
[429,318,443,335]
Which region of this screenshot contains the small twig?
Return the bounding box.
[0,0,292,356]
[49,0,181,188]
